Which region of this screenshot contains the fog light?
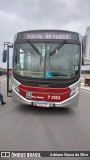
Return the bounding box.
[70,86,79,96]
[13,83,19,93]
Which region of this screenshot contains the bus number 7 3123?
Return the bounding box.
[2,30,81,108]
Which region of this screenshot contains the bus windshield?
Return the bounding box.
[13,42,80,79]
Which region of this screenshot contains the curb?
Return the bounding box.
[80,87,90,92]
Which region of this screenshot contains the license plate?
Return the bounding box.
[36,102,49,107]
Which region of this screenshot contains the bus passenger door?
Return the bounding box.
[3,42,13,97]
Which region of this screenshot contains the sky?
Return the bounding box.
[0,0,90,68]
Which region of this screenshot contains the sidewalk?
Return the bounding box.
[80,74,90,92]
[0,75,7,81]
[80,83,90,92]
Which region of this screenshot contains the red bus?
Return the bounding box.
[3,30,81,107]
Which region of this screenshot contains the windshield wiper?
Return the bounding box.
[27,40,41,56]
[27,39,42,65]
[51,72,68,76]
[50,40,67,56]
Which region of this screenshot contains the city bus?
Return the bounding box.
[3,30,81,107]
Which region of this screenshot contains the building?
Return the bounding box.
[82,26,90,65]
[81,65,90,74]
[85,27,90,59]
[82,36,86,65]
[82,36,86,58]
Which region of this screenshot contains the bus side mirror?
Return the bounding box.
[3,50,7,62]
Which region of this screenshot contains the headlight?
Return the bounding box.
[13,83,19,93]
[70,86,79,96]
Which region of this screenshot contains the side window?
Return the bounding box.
[14,47,25,71]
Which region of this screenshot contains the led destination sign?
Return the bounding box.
[17,31,79,41]
[26,33,71,40]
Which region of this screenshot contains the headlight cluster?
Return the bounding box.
[70,86,79,96]
[13,83,19,93]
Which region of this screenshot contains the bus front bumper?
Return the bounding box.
[12,87,79,108]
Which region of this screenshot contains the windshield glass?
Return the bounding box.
[13,42,80,79]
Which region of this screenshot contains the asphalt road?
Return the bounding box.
[0,78,90,160]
